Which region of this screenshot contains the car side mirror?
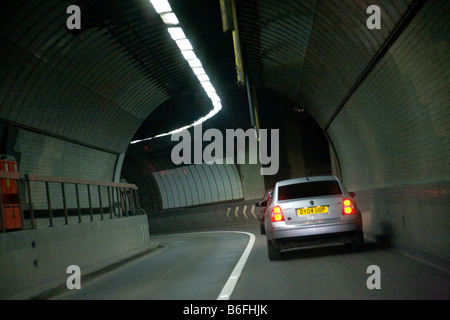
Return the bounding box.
[260,200,268,207]
[253,202,260,207]
[349,192,356,198]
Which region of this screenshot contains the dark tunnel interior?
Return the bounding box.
[0,0,448,301]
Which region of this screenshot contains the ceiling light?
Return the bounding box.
[170,125,191,134]
[192,67,206,76]
[175,39,193,51]
[188,58,202,68]
[212,101,222,110]
[180,50,197,61]
[207,91,221,102]
[197,74,209,81]
[168,27,186,40]
[204,86,216,94]
[205,108,220,118]
[201,80,213,87]
[149,0,172,14]
[160,12,179,25]
[200,80,213,89]
[132,0,224,144]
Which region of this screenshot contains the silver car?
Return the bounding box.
[264,176,364,260]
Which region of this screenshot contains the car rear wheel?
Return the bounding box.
[267,239,281,261]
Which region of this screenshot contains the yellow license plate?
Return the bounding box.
[297,206,329,215]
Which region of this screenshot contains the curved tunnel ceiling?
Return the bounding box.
[0,0,427,154]
[237,0,415,128]
[0,0,213,154]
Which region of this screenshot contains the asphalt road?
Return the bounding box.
[53,224,449,300]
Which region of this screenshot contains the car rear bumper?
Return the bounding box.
[266,219,362,244]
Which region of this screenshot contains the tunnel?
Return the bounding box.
[0,0,448,301]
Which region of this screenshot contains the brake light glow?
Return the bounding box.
[271,206,285,222]
[343,198,355,215]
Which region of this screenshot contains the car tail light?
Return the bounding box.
[343,198,355,215]
[271,206,285,222]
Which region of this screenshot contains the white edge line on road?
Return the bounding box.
[215,231,255,300]
[158,231,256,300]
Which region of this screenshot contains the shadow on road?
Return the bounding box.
[280,241,388,260]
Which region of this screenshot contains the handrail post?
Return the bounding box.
[110,186,115,217]
[45,181,53,227]
[135,190,143,215]
[116,187,121,218]
[25,175,36,229]
[22,174,138,226]
[87,184,93,222]
[130,189,135,215]
[124,188,129,217]
[17,178,25,230]
[133,190,141,215]
[75,183,81,223]
[98,185,103,220]
[61,183,68,225]
[107,186,113,219]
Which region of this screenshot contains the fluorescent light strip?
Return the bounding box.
[212,101,222,110]
[167,27,185,40]
[149,0,172,14]
[175,39,193,51]
[181,50,197,61]
[187,58,202,68]
[131,1,222,144]
[160,12,179,25]
[197,74,209,81]
[192,67,206,76]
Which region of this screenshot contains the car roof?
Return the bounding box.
[276,175,339,187]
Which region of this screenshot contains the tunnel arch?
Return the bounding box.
[0,0,448,269]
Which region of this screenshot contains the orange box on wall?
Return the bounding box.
[0,159,22,230]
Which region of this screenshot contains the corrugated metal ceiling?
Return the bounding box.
[0,0,204,152]
[0,0,418,154]
[238,0,415,127]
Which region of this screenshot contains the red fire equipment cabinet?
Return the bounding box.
[0,158,22,231]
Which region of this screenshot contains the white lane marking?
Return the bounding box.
[158,231,256,300]
[216,231,255,300]
[169,241,185,245]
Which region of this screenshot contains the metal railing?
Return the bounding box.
[0,172,144,232]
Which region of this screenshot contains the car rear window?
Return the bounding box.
[278,180,342,201]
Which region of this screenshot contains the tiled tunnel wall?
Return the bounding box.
[13,128,118,210]
[326,0,449,263]
[153,162,244,209]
